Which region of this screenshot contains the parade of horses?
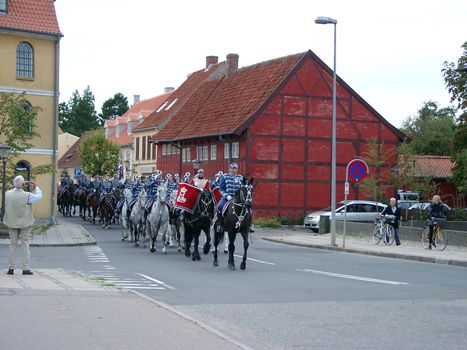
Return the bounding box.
[57,163,254,270]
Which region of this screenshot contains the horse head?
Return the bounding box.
[157,183,168,204]
[237,177,254,209]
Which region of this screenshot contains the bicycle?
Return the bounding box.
[422,217,448,251]
[372,215,395,245]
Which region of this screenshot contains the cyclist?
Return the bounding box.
[428,195,447,250]
[380,197,402,246]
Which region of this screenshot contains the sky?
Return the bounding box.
[54,0,466,128]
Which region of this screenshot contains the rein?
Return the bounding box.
[231,185,252,231]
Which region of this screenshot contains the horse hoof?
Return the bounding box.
[213,260,219,267]
[240,262,246,270]
[203,243,211,255]
[224,249,228,254]
[229,264,236,271]
[150,248,155,253]
[185,251,191,258]
[163,251,167,255]
[178,248,182,252]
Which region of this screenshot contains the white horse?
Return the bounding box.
[120,188,132,241]
[148,183,171,254]
[129,189,147,247]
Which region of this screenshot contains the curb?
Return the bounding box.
[262,237,467,268]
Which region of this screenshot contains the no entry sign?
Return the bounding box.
[347,159,368,182]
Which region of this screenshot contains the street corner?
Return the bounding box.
[0,268,108,292]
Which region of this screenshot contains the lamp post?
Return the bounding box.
[315,16,337,246]
[0,144,12,223]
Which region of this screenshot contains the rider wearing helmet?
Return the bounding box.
[215,163,243,234]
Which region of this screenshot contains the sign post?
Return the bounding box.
[343,159,369,247]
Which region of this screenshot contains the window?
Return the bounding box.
[0,0,8,13]
[182,147,191,163]
[16,42,34,78]
[165,98,178,111]
[162,144,166,156]
[182,148,186,162]
[127,121,132,134]
[135,137,140,160]
[142,136,147,160]
[22,101,33,134]
[156,101,168,113]
[203,145,209,161]
[224,143,230,159]
[147,138,151,160]
[210,145,217,160]
[231,142,239,158]
[152,142,156,160]
[115,123,120,137]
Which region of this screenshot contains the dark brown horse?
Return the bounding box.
[213,177,254,270]
[58,185,75,217]
[77,187,89,220]
[87,188,101,224]
[100,191,116,229]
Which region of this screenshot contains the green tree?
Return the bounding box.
[79,130,119,176]
[401,101,457,156]
[443,42,467,202]
[59,86,99,136]
[0,92,41,152]
[99,93,129,120]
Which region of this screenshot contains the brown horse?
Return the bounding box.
[100,191,116,229]
[87,188,100,224]
[213,177,254,270]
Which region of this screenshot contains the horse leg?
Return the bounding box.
[203,226,211,255]
[240,232,249,271]
[224,231,229,254]
[192,229,201,261]
[184,226,192,258]
[228,231,236,270]
[213,229,221,267]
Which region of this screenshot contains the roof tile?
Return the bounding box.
[411,156,453,178]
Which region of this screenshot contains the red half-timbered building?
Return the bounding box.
[151,51,405,218]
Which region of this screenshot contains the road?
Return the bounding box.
[3,216,467,350]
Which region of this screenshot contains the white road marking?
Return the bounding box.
[136,273,176,290]
[234,255,275,266]
[297,269,409,285]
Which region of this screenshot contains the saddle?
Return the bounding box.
[144,197,156,212]
[116,198,125,213]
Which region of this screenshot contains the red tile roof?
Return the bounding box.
[0,0,62,36]
[57,138,81,169]
[134,64,225,132]
[411,156,453,179]
[155,53,303,142]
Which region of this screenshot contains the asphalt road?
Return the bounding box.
[3,216,467,350]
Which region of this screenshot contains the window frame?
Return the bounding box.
[210,144,217,160]
[224,142,230,159]
[0,0,8,13]
[231,142,239,159]
[16,41,34,79]
[142,136,146,160]
[135,137,140,161]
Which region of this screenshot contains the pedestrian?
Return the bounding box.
[380,197,402,246]
[4,175,43,275]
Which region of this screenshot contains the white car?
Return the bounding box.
[408,202,451,211]
[304,200,387,232]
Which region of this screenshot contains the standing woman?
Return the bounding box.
[381,197,402,246]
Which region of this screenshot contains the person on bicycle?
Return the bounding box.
[428,195,447,250]
[380,197,402,246]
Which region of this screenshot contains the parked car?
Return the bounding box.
[408,202,451,211]
[304,200,387,232]
[397,191,420,209]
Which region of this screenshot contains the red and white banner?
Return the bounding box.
[212,186,222,206]
[174,183,202,213]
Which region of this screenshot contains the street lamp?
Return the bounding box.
[315,16,337,246]
[0,143,12,223]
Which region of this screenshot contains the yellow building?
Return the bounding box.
[0,0,62,221]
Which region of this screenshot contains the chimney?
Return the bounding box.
[133,94,140,105]
[226,53,239,76]
[206,55,218,68]
[164,87,175,93]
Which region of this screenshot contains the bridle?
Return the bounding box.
[184,190,214,224]
[232,183,253,230]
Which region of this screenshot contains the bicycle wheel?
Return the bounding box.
[373,224,382,245]
[384,225,395,246]
[421,226,430,249]
[435,227,448,251]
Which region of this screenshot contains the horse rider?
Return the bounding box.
[143,175,160,217]
[166,173,178,197]
[78,174,89,189]
[111,174,121,189]
[174,173,181,185]
[98,176,114,205]
[190,169,211,191]
[215,163,243,234]
[210,171,223,190]
[183,172,191,184]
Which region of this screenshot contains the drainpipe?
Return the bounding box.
[50,37,60,225]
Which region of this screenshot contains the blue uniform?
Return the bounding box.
[144,180,159,199]
[217,173,243,211]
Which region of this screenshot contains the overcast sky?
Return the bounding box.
[54,0,466,128]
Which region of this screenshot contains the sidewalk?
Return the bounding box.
[0,219,96,247]
[0,269,244,350]
[259,227,467,267]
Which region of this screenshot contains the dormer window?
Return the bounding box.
[127,120,132,134]
[0,0,8,13]
[115,122,121,137]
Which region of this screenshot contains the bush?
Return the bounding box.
[254,217,282,228]
[279,217,290,225]
[450,208,467,221]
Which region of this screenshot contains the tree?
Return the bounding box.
[0,92,41,152]
[359,138,394,202]
[401,101,457,156]
[442,41,467,112]
[79,130,119,176]
[99,93,129,120]
[59,86,99,136]
[443,42,467,202]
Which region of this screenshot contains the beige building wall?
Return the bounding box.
[0,30,60,221]
[132,128,158,176]
[58,133,79,159]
